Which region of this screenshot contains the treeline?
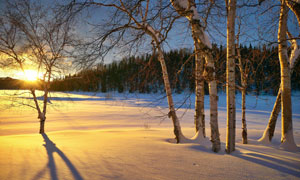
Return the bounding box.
[48,44,299,95]
[0,77,42,90]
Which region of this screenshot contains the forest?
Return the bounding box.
[50,45,300,94]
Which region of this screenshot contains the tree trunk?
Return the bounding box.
[260,0,300,143]
[259,89,281,142]
[194,53,205,137]
[170,0,220,149]
[169,0,206,137]
[143,21,184,143]
[236,43,248,144]
[170,0,220,148]
[157,47,183,143]
[204,53,221,152]
[30,89,46,134]
[190,18,206,138]
[225,0,236,154]
[241,88,247,144]
[39,115,46,134]
[209,80,220,152]
[278,1,297,151]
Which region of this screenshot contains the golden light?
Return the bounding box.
[24,70,38,81]
[16,70,42,81]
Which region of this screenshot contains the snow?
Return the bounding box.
[0,90,300,180]
[202,30,212,49]
[280,129,299,151]
[176,0,200,20]
[258,128,271,144]
[189,6,200,20]
[177,0,188,8]
[145,24,160,40]
[289,41,300,69]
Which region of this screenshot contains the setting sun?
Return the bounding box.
[15,70,42,81]
[24,70,38,81]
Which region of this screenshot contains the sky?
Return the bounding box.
[0,0,299,80]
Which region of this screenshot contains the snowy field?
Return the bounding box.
[0,90,299,180]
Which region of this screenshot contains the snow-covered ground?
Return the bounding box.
[0,90,299,180]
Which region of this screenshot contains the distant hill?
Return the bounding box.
[0,77,41,90]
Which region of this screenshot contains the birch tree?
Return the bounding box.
[236,41,248,144]
[0,0,76,134]
[235,17,248,144]
[225,0,236,153]
[259,0,299,151]
[234,2,262,144]
[78,0,186,143]
[259,35,299,143]
[276,1,296,150]
[170,0,220,152]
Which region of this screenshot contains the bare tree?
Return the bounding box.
[0,0,76,134]
[235,18,248,144]
[225,0,237,154]
[75,0,188,142]
[234,2,263,145]
[259,0,299,151]
[170,0,221,152]
[276,0,296,150]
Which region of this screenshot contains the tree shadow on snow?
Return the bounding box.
[186,140,300,178]
[32,134,84,180]
[232,147,300,178]
[188,142,227,155]
[247,138,300,152]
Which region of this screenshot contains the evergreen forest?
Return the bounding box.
[50,44,300,95]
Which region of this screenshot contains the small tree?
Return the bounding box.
[0,0,76,134]
[235,17,248,144]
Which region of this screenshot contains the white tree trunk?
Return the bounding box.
[277,1,297,151]
[259,88,281,143]
[170,0,207,137]
[170,0,220,149]
[157,47,183,143]
[194,49,206,137]
[241,89,247,144]
[121,1,185,143]
[204,53,221,152]
[236,44,248,144]
[260,0,300,143]
[225,0,236,154]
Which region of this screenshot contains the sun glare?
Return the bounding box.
[24,70,40,81]
[25,70,37,81]
[16,70,41,81]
